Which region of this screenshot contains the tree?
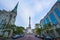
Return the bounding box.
[35,27,42,35]
[42,23,54,35]
[14,26,25,34]
[5,24,16,29]
[35,23,40,28]
[43,23,53,30]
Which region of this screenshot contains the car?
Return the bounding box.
[37,35,41,38]
[44,35,55,40]
[40,35,44,39]
[12,34,24,39]
[37,35,44,39]
[35,35,41,38]
[35,35,37,37]
[20,34,24,37]
[12,34,20,39]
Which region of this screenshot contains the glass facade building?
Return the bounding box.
[45,17,50,24]
[54,8,60,18]
[40,20,46,27]
[58,0,60,2]
[41,22,43,27]
[42,20,46,26]
[40,0,60,37]
[49,13,58,25]
[40,17,50,27]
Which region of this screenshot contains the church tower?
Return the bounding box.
[11,2,19,13]
[9,2,19,25]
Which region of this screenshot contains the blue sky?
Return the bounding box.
[0,0,57,29]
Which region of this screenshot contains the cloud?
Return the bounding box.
[0,0,19,11]
[16,0,57,29]
[0,0,57,29]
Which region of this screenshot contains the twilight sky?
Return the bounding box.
[0,0,57,29]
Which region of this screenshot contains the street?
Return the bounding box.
[15,34,42,40]
[1,0,60,40]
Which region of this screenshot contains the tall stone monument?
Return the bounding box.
[26,16,33,34]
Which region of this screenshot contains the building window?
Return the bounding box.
[41,23,43,27]
[54,8,60,18]
[58,0,60,2]
[45,17,50,24]
[49,13,58,25]
[42,19,46,26]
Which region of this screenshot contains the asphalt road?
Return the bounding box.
[15,34,43,40]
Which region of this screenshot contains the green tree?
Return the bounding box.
[43,23,53,30]
[35,27,42,35]
[5,24,16,29]
[42,23,54,35]
[14,26,25,34]
[35,23,40,28]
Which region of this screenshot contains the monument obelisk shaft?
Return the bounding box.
[26,16,32,34]
[29,16,31,28]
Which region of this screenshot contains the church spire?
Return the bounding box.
[11,2,19,13]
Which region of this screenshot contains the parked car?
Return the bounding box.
[44,35,55,40]
[35,34,41,38]
[35,34,45,39]
[35,34,37,37]
[40,35,44,39]
[12,34,20,39]
[12,34,24,39]
[35,34,55,40]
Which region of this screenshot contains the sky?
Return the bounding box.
[0,0,57,29]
